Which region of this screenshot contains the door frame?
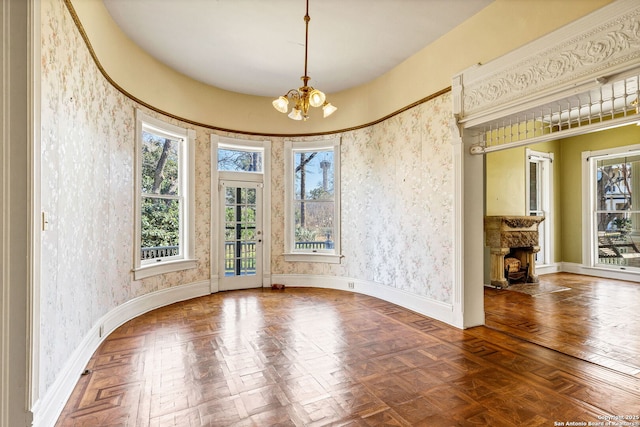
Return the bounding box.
[210,135,271,293]
[525,148,554,269]
[218,179,264,291]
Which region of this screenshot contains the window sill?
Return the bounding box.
[133,258,198,280]
[284,253,342,264]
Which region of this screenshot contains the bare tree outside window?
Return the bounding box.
[294,150,334,249]
[218,148,262,172]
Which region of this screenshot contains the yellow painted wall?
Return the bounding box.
[486,147,526,216]
[560,124,640,263]
[68,0,612,135]
[486,139,562,263]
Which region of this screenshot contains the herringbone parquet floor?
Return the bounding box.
[485,272,640,377]
[56,285,640,426]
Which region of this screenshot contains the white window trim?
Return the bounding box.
[284,138,341,263]
[582,143,640,271]
[133,110,197,280]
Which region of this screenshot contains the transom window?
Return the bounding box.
[284,139,341,263]
[218,143,264,173]
[134,110,196,279]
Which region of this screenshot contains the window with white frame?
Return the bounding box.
[134,110,196,279]
[584,144,640,271]
[284,138,341,263]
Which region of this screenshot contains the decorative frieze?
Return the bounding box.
[464,10,640,115]
[453,0,640,125]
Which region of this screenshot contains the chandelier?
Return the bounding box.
[272,0,337,121]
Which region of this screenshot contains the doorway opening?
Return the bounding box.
[483,125,640,377]
[526,149,553,267]
[219,181,263,290]
[451,2,640,368]
[212,136,271,292]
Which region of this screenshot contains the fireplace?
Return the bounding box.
[484,216,545,288]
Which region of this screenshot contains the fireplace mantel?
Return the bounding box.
[484,216,545,288]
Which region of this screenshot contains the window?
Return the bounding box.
[284,138,341,263]
[584,144,640,271]
[134,110,196,279]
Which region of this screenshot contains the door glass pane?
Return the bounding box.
[225,186,258,277]
[529,162,538,211]
[241,206,256,223]
[225,187,236,204]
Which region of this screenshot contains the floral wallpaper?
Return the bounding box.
[40,0,453,404]
[40,0,212,393]
[270,97,454,303]
[41,0,135,391]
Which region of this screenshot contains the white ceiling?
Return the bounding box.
[103,0,493,97]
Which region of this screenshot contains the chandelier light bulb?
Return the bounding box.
[308,89,326,108]
[272,96,289,113]
[288,107,303,121]
[322,102,337,118]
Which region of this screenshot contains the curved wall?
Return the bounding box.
[67,0,612,135]
[38,0,614,424]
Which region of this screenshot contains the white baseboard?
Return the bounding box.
[33,280,210,427]
[270,274,455,326]
[561,262,640,283]
[536,263,561,275]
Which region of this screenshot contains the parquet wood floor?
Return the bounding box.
[56,287,640,426]
[485,272,640,377]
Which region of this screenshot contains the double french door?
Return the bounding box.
[218,180,263,290]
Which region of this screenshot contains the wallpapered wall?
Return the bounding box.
[40,0,213,392]
[40,0,453,400]
[268,100,454,299]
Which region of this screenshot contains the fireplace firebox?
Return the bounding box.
[484,216,545,288]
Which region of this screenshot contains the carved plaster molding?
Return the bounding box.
[453,0,640,124]
[503,218,542,229]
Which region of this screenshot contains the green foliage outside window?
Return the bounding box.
[141,130,181,250]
